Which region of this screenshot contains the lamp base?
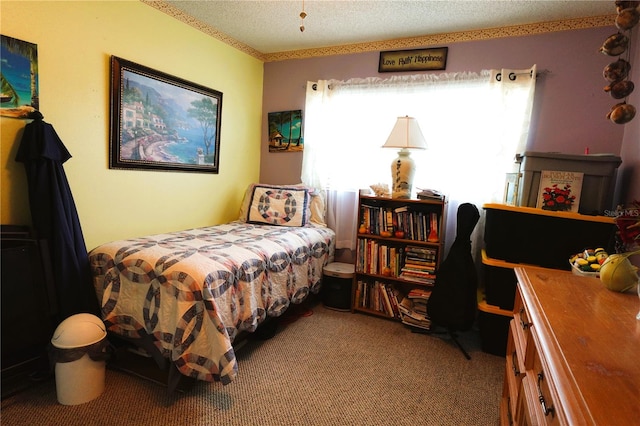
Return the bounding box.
[391,149,415,199]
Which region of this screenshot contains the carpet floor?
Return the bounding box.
[1,301,505,425]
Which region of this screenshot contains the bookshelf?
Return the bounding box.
[352,194,446,329]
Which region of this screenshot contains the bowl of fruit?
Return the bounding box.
[569,248,609,277]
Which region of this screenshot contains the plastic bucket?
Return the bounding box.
[50,313,108,405]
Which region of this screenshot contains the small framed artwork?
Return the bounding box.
[268,110,303,153]
[503,173,521,206]
[109,56,223,173]
[1,35,40,118]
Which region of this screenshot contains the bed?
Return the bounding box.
[88,184,335,387]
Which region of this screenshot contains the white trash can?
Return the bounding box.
[50,313,109,405]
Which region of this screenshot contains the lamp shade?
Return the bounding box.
[382,116,427,150]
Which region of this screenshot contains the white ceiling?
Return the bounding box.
[163,1,616,54]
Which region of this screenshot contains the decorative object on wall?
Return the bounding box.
[601,1,638,124]
[109,56,222,173]
[382,116,427,199]
[299,0,307,32]
[379,47,448,73]
[268,110,303,152]
[1,35,40,119]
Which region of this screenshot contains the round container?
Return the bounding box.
[50,313,107,405]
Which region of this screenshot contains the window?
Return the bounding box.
[302,67,537,255]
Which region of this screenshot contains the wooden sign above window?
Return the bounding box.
[378,47,448,73]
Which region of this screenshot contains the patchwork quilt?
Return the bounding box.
[89,221,335,384]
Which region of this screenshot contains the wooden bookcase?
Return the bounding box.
[351,194,446,326]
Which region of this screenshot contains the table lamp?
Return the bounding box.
[382,116,427,198]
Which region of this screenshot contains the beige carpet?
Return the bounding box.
[1,301,505,425]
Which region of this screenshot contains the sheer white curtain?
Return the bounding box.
[302,67,537,256]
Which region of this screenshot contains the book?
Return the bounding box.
[398,289,432,330]
[379,282,394,316]
[536,170,583,212]
[408,288,432,299]
[427,212,439,242]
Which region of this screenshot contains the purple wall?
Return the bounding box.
[618,27,640,205]
[261,25,638,202]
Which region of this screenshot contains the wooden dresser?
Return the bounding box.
[501,266,640,425]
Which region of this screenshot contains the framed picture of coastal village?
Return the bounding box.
[109,56,222,173]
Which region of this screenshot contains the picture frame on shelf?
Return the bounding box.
[109,56,223,173]
[503,172,521,206]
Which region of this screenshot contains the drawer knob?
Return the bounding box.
[511,351,520,376]
[519,308,532,329]
[537,372,555,417]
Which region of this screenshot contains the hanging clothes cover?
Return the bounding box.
[15,114,100,322]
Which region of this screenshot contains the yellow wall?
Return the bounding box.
[1,1,263,250]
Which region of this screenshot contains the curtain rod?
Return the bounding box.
[307,69,550,90]
[496,68,550,82]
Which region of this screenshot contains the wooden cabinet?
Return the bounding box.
[351,194,446,325]
[501,266,640,425]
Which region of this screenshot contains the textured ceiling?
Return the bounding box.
[160,0,615,55]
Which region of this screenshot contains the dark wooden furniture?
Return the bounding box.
[1,225,56,398]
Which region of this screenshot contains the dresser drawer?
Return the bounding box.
[529,349,560,426]
[505,322,524,419]
[518,375,543,426]
[501,372,515,426]
[512,287,536,369]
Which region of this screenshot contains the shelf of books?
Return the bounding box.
[352,194,446,330]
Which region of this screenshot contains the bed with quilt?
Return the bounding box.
[88,184,334,387]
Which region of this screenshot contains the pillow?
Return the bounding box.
[306,187,327,226]
[239,183,327,226]
[246,184,311,227]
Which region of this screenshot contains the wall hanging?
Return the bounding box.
[109,56,223,173]
[1,34,40,119]
[601,1,638,124]
[268,110,303,152]
[379,47,448,73]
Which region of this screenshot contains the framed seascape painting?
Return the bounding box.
[268,110,303,153]
[109,56,222,173]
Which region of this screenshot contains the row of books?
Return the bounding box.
[355,239,404,277]
[399,245,438,285]
[359,204,440,242]
[354,280,403,318]
[353,280,433,330]
[355,240,439,284]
